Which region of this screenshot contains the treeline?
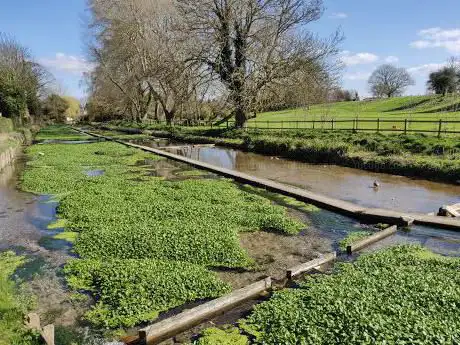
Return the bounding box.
[427,58,460,96]
[0,33,77,127]
[84,0,342,127]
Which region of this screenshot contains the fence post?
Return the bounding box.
[438,119,442,138]
[255,121,258,130]
[226,120,229,129]
[331,119,334,130]
[313,120,315,129]
[404,119,407,135]
[377,118,380,133]
[356,118,359,131]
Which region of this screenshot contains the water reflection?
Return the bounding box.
[167,145,460,214]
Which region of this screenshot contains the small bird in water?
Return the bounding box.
[373,180,380,188]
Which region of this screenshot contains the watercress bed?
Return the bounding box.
[21,127,304,328]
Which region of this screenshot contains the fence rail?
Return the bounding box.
[145,118,460,136]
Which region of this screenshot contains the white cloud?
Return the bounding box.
[329,12,348,19]
[384,56,399,63]
[410,27,460,53]
[39,53,95,75]
[407,63,446,75]
[344,71,371,81]
[340,51,379,66]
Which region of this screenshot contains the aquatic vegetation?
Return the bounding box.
[241,245,460,344]
[47,219,67,230]
[339,230,372,251]
[35,125,90,141]
[195,327,249,345]
[0,252,41,345]
[53,231,77,243]
[65,259,230,327]
[21,127,303,327]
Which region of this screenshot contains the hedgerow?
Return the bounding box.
[22,127,304,327]
[241,245,460,344]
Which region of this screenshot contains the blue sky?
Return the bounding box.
[1,0,460,98]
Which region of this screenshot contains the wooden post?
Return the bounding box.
[404,119,407,134]
[287,252,337,279]
[377,118,380,133]
[346,225,398,255]
[438,119,442,138]
[42,325,55,345]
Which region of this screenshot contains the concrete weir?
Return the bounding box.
[74,128,460,231]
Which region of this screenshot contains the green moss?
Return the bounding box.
[242,245,460,344]
[0,252,41,345]
[53,231,77,243]
[0,118,14,133]
[339,231,372,251]
[195,327,249,345]
[47,219,67,230]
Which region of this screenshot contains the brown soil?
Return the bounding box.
[217,229,331,289]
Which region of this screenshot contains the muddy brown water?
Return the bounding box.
[154,143,460,214]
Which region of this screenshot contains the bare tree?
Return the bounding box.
[368,64,414,98]
[177,0,342,127]
[87,0,207,123]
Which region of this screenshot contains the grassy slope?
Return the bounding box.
[250,95,460,132]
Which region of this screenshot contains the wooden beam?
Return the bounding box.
[347,225,398,255]
[286,252,337,279]
[139,278,272,345]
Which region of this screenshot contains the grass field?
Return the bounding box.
[247,95,460,133]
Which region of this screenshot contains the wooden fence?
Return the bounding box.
[145,118,460,136]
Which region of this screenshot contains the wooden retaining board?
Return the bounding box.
[74,128,460,231]
[287,252,337,279]
[138,278,272,345]
[347,225,398,255]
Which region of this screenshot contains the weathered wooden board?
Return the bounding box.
[347,225,398,255]
[287,252,337,279]
[139,278,272,345]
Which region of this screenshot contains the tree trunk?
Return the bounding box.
[235,106,247,128]
[165,109,175,125]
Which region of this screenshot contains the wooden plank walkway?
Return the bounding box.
[75,128,460,231]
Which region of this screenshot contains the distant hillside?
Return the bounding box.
[253,95,460,122]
